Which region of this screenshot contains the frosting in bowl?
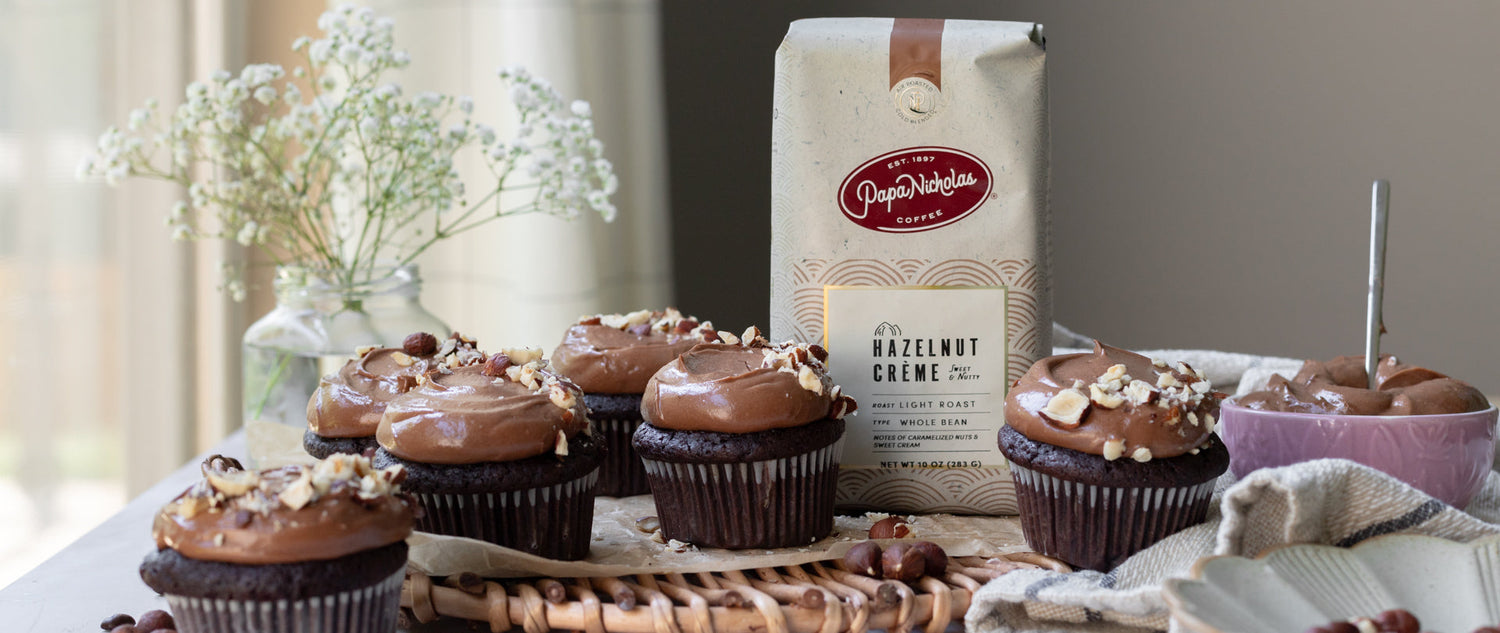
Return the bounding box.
[641,327,857,433]
[306,333,484,438]
[1004,341,1222,461]
[1235,354,1489,415]
[550,308,715,394]
[376,349,590,464]
[152,454,413,565]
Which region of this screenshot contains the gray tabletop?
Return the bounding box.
[0,434,244,632]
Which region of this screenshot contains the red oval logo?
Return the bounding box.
[837,146,993,233]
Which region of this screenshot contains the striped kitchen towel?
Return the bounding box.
[966,460,1500,633]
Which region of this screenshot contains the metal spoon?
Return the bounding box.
[1365,179,1389,389]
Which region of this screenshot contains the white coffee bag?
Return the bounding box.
[770,18,1050,515]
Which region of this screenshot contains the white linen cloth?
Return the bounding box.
[965,462,1500,633]
[967,326,1499,633]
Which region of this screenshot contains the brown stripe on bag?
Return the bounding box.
[889,18,944,89]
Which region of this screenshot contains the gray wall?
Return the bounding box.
[661,1,1500,395]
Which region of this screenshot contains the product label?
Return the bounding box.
[824,285,1009,469]
[836,146,993,233]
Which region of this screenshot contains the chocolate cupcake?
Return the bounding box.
[634,327,858,549]
[551,308,715,496]
[999,341,1229,571]
[141,453,414,632]
[373,348,602,560]
[304,332,483,458]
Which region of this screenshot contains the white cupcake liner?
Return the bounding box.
[413,469,599,560]
[640,438,844,549]
[1009,462,1217,571]
[165,567,403,633]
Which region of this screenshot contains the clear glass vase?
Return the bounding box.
[241,264,449,428]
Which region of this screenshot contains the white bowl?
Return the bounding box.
[1165,534,1500,633]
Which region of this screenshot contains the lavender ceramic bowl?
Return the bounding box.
[1219,400,1498,508]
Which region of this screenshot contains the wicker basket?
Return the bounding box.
[401,552,1066,633]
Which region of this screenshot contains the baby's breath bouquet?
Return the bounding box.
[81,4,619,428]
[80,4,617,300]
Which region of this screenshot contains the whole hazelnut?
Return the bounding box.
[100,614,135,631]
[908,541,947,577]
[842,541,883,578]
[1375,610,1419,633]
[868,516,912,539]
[881,542,925,583]
[483,353,512,377]
[134,610,175,633]
[403,332,439,356]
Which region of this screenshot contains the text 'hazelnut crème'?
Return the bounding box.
[153,454,413,565]
[1005,342,1223,462]
[376,348,590,464]
[307,332,485,438]
[641,326,858,433]
[1236,354,1490,415]
[550,308,717,394]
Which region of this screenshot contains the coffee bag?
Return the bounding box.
[770,18,1050,514]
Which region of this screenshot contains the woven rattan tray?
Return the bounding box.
[401,552,1065,633]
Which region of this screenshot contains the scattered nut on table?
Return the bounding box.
[868,515,912,539]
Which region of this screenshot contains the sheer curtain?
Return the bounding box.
[364,0,674,351]
[0,0,669,585]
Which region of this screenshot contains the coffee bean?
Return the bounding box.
[100,614,135,630]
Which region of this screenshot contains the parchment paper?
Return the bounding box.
[249,421,1027,579]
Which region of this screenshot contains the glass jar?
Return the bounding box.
[241,264,449,428]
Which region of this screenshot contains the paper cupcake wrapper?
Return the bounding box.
[1009,463,1217,572]
[164,568,403,633]
[413,469,599,560]
[596,416,650,497]
[641,438,844,549]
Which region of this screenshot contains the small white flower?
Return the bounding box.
[75,155,96,180]
[570,100,591,118]
[292,36,311,52]
[253,85,277,105]
[458,96,474,115]
[211,69,231,83]
[170,225,193,241]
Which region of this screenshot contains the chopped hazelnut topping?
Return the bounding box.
[1102,439,1125,461]
[1041,389,1091,428]
[1089,384,1125,409]
[1131,447,1153,462]
[797,365,824,394]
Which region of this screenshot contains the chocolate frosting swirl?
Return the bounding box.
[152,454,413,565]
[551,309,714,393]
[307,333,484,438]
[641,331,857,433]
[1236,354,1489,415]
[377,356,590,464]
[1004,342,1222,461]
